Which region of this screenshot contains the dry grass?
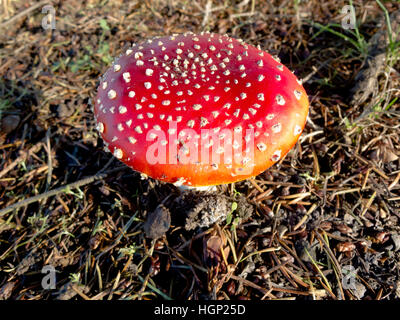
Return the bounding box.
[0,0,400,300]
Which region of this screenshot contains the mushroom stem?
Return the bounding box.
[177,185,218,193]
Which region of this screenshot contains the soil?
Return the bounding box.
[0,0,400,300]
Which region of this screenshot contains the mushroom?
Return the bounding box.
[93,32,309,189]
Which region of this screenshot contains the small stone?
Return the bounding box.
[57,104,74,118]
[143,204,171,239]
[1,115,20,133]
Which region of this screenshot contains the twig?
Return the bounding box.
[270,285,311,296]
[301,60,331,83]
[202,0,212,27]
[293,203,318,231]
[192,0,225,27]
[230,274,274,298]
[0,167,124,217]
[314,230,345,300]
[0,142,43,179]
[45,129,53,190]
[360,191,377,217]
[71,284,91,300]
[0,0,50,29]
[239,246,281,263]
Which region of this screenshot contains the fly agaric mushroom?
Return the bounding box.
[93,32,309,188]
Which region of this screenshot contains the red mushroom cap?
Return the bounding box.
[93,32,309,187]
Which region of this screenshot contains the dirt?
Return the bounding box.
[0,0,400,300]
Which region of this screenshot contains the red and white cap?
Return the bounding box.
[93,32,309,187]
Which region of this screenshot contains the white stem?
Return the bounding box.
[177,185,218,192]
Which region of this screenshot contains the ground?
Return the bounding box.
[0,0,400,300]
